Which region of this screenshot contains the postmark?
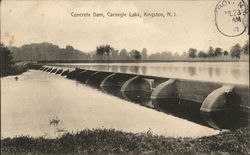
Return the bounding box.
[215,0,248,37]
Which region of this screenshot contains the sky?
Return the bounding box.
[1,0,249,54]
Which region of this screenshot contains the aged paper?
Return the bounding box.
[1,0,249,154]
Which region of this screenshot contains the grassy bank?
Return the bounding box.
[0,63,42,77]
[10,63,29,75]
[0,63,28,77]
[38,59,249,63]
[1,127,249,155]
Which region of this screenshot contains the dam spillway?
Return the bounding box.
[36,65,249,130]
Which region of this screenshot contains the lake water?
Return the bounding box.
[52,62,249,85]
[1,70,219,139]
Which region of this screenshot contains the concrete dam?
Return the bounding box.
[37,65,249,130]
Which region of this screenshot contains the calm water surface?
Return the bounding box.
[53,62,249,85]
[1,70,219,139]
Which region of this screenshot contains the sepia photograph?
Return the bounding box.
[0,0,249,154]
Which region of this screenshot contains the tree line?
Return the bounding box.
[93,45,144,61]
[187,42,249,59]
[0,44,29,77]
[92,42,249,61]
[6,43,191,62]
[3,41,249,62]
[92,46,191,61]
[10,43,90,61]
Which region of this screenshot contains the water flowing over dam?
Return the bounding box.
[37,64,249,130]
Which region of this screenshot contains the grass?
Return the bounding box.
[10,63,29,75]
[1,127,249,155]
[0,63,28,77]
[1,63,42,77]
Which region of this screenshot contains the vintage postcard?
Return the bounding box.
[1,0,249,154]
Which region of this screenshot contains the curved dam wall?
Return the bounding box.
[37,65,249,130]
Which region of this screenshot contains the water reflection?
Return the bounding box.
[1,70,219,138]
[142,66,147,74]
[100,74,210,128]
[53,62,249,85]
[154,99,209,126]
[117,90,209,127]
[129,66,140,74]
[231,68,241,79]
[208,67,213,78]
[188,66,196,76]
[215,68,221,76]
[151,66,161,73]
[119,66,129,73]
[111,65,118,72]
[174,66,179,72]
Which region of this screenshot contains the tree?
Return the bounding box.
[181,51,188,57]
[148,52,161,60]
[198,51,207,58]
[130,50,141,61]
[174,52,179,58]
[188,48,197,58]
[96,45,113,61]
[110,49,119,60]
[10,43,89,61]
[141,48,148,60]
[223,50,229,56]
[214,48,223,57]
[207,46,215,57]
[0,44,14,76]
[119,49,129,60]
[66,45,74,51]
[230,43,242,59]
[242,41,249,55]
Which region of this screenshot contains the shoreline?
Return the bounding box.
[1,127,249,154]
[0,63,42,78]
[20,59,249,64]
[0,64,28,78]
[1,63,249,154]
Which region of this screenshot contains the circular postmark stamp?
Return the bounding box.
[215,0,248,37]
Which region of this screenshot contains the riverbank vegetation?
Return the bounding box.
[0,44,29,77]
[1,127,249,154]
[7,41,249,63]
[187,42,249,60]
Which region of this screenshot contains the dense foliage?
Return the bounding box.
[0,44,14,76]
[5,41,249,62]
[0,44,30,77]
[96,45,114,61]
[1,127,249,154]
[188,42,249,59]
[10,43,90,61]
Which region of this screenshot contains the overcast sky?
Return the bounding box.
[1,0,248,54]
